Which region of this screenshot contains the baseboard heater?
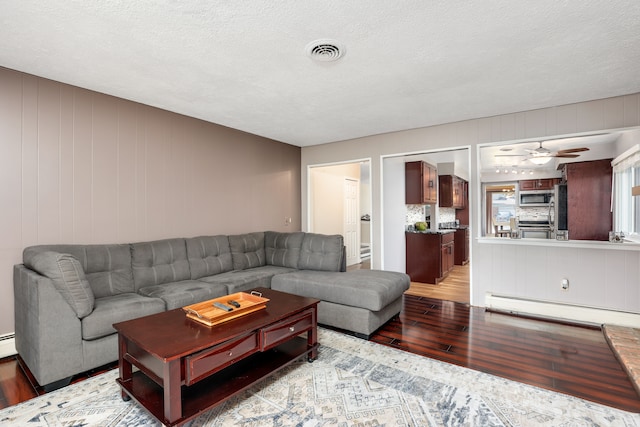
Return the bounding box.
[0,333,17,359]
[485,293,640,328]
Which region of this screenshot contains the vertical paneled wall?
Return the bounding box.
[0,68,301,334]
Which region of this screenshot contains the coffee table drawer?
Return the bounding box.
[186,333,259,385]
[261,309,314,351]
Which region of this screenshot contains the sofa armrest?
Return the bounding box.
[13,265,83,387]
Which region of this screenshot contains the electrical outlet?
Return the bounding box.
[284,217,292,226]
[561,278,569,290]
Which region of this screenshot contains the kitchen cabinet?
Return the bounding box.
[564,159,612,241]
[405,231,455,284]
[439,175,467,209]
[441,238,455,275]
[453,228,469,265]
[405,161,437,204]
[519,178,560,191]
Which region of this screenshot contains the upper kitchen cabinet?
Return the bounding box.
[519,178,560,191]
[439,175,467,209]
[405,161,437,204]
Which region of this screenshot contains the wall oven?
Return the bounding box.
[518,190,553,207]
[518,214,553,239]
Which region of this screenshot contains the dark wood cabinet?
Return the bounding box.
[405,161,437,204]
[406,231,455,284]
[455,181,470,226]
[454,228,469,265]
[564,159,613,241]
[441,239,454,275]
[439,175,467,209]
[519,178,560,191]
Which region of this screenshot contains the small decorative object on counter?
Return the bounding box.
[609,231,625,243]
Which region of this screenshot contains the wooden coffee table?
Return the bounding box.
[113,287,319,426]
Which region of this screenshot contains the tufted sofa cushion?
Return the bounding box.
[186,235,233,279]
[131,238,190,291]
[264,231,305,268]
[229,232,266,270]
[23,244,134,298]
[297,233,344,272]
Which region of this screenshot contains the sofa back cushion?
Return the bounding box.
[131,238,190,290]
[186,235,233,279]
[27,251,95,318]
[265,231,304,268]
[23,244,134,298]
[229,232,266,270]
[298,233,344,272]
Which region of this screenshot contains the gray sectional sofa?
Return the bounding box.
[13,231,409,390]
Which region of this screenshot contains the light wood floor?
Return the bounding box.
[348,259,471,304]
[405,263,470,304]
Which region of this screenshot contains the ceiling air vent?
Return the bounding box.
[305,39,345,62]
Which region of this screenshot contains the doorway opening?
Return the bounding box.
[381,147,471,304]
[308,160,372,268]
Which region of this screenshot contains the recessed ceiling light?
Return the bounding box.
[305,39,345,62]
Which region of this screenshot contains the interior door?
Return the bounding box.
[344,178,360,266]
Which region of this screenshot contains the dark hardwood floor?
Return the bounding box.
[371,295,640,413]
[1,261,639,413]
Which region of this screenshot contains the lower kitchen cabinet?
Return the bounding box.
[406,231,455,284]
[454,228,469,265]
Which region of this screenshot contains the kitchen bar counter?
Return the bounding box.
[478,236,640,251]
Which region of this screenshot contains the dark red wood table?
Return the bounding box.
[113,287,319,426]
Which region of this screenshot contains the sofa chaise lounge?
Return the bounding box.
[13,231,409,390]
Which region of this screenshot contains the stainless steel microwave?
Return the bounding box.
[518,189,553,206]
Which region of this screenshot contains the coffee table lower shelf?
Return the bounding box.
[117,337,316,426]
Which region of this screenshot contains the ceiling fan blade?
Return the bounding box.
[494,154,526,157]
[557,147,589,154]
[553,153,580,158]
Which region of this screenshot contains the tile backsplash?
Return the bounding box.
[439,208,456,224]
[406,205,425,224]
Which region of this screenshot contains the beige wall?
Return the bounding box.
[302,93,640,320]
[309,163,360,235]
[0,67,301,334]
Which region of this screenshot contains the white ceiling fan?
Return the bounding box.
[496,140,590,165]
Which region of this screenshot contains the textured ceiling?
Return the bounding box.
[1,1,639,147]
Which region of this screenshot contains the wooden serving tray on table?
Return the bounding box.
[183,291,270,326]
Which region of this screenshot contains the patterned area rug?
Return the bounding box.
[2,328,639,426]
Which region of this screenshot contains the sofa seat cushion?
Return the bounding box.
[201,266,295,294]
[137,280,228,310]
[271,270,410,312]
[297,233,344,272]
[81,293,165,340]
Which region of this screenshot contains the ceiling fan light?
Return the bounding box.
[529,156,553,165]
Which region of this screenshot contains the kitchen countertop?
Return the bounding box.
[406,229,455,234]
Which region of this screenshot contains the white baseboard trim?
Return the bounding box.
[0,333,17,359]
[485,293,640,328]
